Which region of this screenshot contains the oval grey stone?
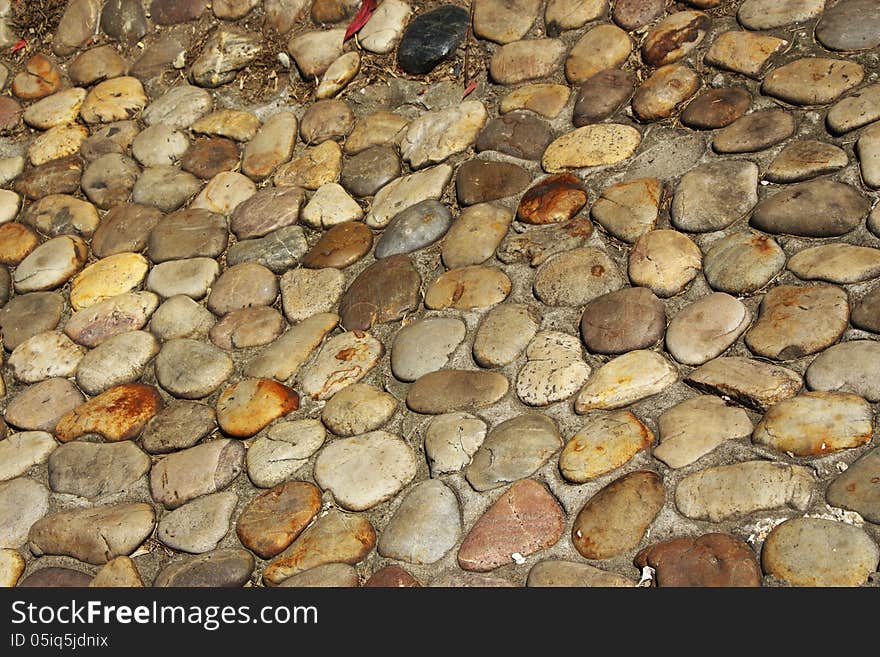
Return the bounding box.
[157,491,237,554]
[48,441,151,499]
[374,199,453,259]
[153,548,255,587]
[378,480,462,564]
[150,439,245,509]
[391,317,466,382]
[154,338,234,399]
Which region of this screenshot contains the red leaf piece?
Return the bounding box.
[11,39,26,53]
[462,78,477,99]
[345,0,377,41]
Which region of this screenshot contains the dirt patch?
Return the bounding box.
[9,0,67,46]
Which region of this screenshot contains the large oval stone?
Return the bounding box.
[377,480,461,564]
[338,255,421,330]
[407,370,509,414]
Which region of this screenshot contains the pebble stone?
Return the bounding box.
[0,478,49,549]
[458,479,565,572]
[826,447,880,523]
[473,303,540,368]
[75,330,159,395]
[0,550,25,587]
[0,291,64,350]
[359,0,411,54]
[703,232,786,295]
[575,350,678,412]
[642,11,710,67]
[153,548,254,588]
[216,378,299,437]
[789,244,880,284]
[666,293,751,366]
[572,470,665,559]
[425,266,511,310]
[654,395,753,469]
[815,0,880,52]
[490,39,567,86]
[13,235,87,293]
[632,64,701,122]
[517,173,587,225]
[765,140,848,183]
[467,414,562,491]
[527,560,635,587]
[542,124,641,173]
[635,534,762,587]
[738,0,825,30]
[827,83,880,135]
[686,356,802,412]
[48,440,151,499]
[150,439,245,509]
[244,312,338,382]
[763,58,863,106]
[321,383,397,436]
[476,111,553,160]
[407,370,509,414]
[391,317,466,382]
[54,383,163,443]
[681,87,751,130]
[64,292,159,348]
[442,203,513,269]
[9,331,85,384]
[397,6,469,74]
[705,31,787,79]
[89,556,145,587]
[806,341,880,402]
[375,200,453,259]
[300,331,384,400]
[628,230,702,298]
[580,287,666,355]
[745,285,849,361]
[157,492,237,554]
[516,331,591,406]
[762,518,879,587]
[378,480,461,564]
[140,400,216,454]
[0,431,57,482]
[236,481,321,558]
[148,295,214,341]
[246,420,326,489]
[365,565,421,588]
[560,410,654,483]
[672,161,758,233]
[591,178,661,243]
[534,247,623,307]
[713,110,796,154]
[155,339,234,399]
[424,412,487,477]
[5,378,84,432]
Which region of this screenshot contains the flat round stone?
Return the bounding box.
[209,307,284,350]
[299,331,383,400]
[516,331,591,406]
[24,194,99,239]
[365,164,452,228]
[150,439,244,509]
[675,461,813,522]
[28,502,155,565]
[681,87,751,130]
[339,255,421,330]
[246,419,326,488]
[666,293,751,366]
[765,140,848,183]
[301,184,363,230]
[155,339,234,399]
[827,83,880,135]
[590,177,661,243]
[753,391,872,456]
[575,350,679,412]
[459,479,565,572]
[826,447,880,523]
[631,64,700,122]
[703,231,786,295]
[455,160,531,206]
[375,199,453,258]
[340,145,401,198]
[745,285,848,360]
[5,378,84,432]
[498,84,570,119]
[182,137,240,180]
[300,99,354,145]
[789,244,880,284]
[69,252,149,311]
[571,470,665,559]
[65,291,158,349]
[489,39,567,85]
[132,166,202,212]
[672,161,758,233]
[400,101,487,169]
[476,111,553,160]
[527,560,634,587]
[635,534,762,587]
[13,235,87,293]
[628,229,701,298]
[316,52,361,99]
[378,480,461,564]
[425,266,511,310]
[314,430,417,511]
[146,258,219,300]
[75,330,159,395]
[148,209,228,262]
[542,124,641,173]
[18,568,92,587]
[241,111,297,181]
[534,247,623,307]
[0,478,49,548]
[642,10,710,67]
[738,0,825,30]
[852,284,880,333]
[0,223,37,265]
[713,110,796,154]
[263,509,375,585]
[302,222,372,270]
[288,28,345,78]
[345,112,409,155]
[80,77,147,124]
[815,0,880,51]
[686,356,802,412]
[442,202,513,269]
[207,263,278,316]
[0,550,25,587]
[365,565,421,587]
[560,410,653,483]
[517,173,588,225]
[762,518,879,587]
[55,383,163,443]
[92,204,164,257]
[216,378,299,437]
[704,30,787,79]
[48,440,151,500]
[236,481,322,558]
[153,548,254,588]
[131,124,189,167]
[653,395,753,468]
[763,57,863,105]
[243,312,337,382]
[140,400,216,454]
[9,331,85,383]
[580,287,666,355]
[467,414,562,491]
[279,267,344,322]
[0,291,64,350]
[565,25,631,84]
[407,370,509,414]
[573,69,635,126]
[321,383,397,436]
[0,431,57,481]
[473,303,541,368]
[425,412,487,476]
[157,491,237,554]
[397,5,469,75]
[474,0,541,43]
[391,317,466,382]
[142,85,213,129]
[613,0,664,30]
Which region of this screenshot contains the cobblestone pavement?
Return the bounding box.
[0,0,878,588]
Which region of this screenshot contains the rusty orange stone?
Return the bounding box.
[0,223,39,265]
[635,533,762,587]
[55,383,164,443]
[458,479,565,572]
[12,54,62,100]
[216,378,299,437]
[236,481,322,559]
[517,173,588,225]
[364,565,421,587]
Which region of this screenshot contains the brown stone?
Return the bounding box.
[18,567,93,587]
[15,157,83,200]
[407,370,509,414]
[12,55,62,100]
[364,565,421,587]
[573,68,636,126]
[475,111,554,160]
[150,0,207,24]
[216,378,299,438]
[517,174,587,225]
[681,87,751,129]
[181,138,240,180]
[580,287,666,354]
[0,97,22,133]
[572,470,665,559]
[613,0,664,30]
[92,204,164,258]
[302,221,373,269]
[0,224,38,265]
[631,64,701,122]
[635,534,762,587]
[456,160,532,206]
[236,481,322,559]
[209,307,285,350]
[55,383,163,443]
[713,109,796,154]
[263,509,376,585]
[642,11,710,67]
[458,479,565,572]
[338,254,421,330]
